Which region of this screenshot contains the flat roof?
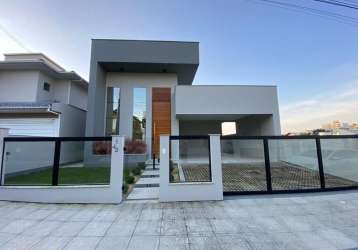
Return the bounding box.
[90,39,199,85]
[0,61,88,88]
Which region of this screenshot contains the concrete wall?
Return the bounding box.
[86,64,106,136]
[0,71,39,102]
[160,135,223,202]
[106,73,179,156]
[175,85,281,135]
[52,103,86,137]
[69,82,88,111]
[236,115,277,136]
[53,80,71,104]
[179,120,222,135]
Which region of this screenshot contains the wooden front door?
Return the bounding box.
[152,88,171,158]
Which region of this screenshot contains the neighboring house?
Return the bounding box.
[0,53,88,137]
[86,39,281,159]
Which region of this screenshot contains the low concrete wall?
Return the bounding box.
[0,135,124,204]
[159,135,223,202]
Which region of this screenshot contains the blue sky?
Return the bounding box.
[1,0,358,133]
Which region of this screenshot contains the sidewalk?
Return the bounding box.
[0,191,358,249]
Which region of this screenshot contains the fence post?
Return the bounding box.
[52,139,61,186]
[263,138,272,192]
[316,137,325,189]
[0,128,9,185]
[209,134,224,197]
[110,135,124,203]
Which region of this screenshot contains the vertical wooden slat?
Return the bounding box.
[152,88,171,157]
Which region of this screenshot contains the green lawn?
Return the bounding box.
[5,166,110,185]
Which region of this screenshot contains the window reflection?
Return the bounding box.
[133,88,146,140]
[106,87,120,135]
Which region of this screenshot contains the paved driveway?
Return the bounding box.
[0,191,358,249]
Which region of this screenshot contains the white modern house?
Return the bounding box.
[0,53,88,137]
[86,39,281,159]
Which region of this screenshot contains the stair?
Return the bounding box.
[126,163,160,200]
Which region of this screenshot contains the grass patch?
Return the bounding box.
[5,166,110,185]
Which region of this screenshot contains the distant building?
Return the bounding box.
[332,120,341,130]
[0,53,88,136]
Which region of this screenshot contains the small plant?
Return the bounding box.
[92,141,111,155]
[132,167,142,176]
[124,139,147,154]
[122,183,129,194]
[124,168,131,178]
[125,175,135,184]
[137,162,146,170]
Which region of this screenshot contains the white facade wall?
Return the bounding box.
[106,73,179,156]
[0,71,39,102]
[0,70,87,111]
[69,82,88,111]
[53,80,70,104]
[37,72,56,102]
[52,103,86,137]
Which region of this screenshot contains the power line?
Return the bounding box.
[253,0,358,27]
[312,0,358,10]
[0,23,31,53]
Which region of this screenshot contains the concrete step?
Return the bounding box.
[136,177,159,185]
[142,169,159,176]
[140,174,160,178]
[134,183,160,188]
[145,166,160,171]
[126,187,159,200]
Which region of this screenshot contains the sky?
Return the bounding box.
[1,0,358,133]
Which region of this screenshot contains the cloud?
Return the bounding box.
[281,84,358,133]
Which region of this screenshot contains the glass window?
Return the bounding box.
[221,139,266,192]
[132,88,146,140]
[221,122,236,136]
[3,141,55,185]
[269,139,321,190]
[170,138,211,183]
[106,87,120,135]
[321,138,358,188]
[58,140,111,185]
[43,82,50,92]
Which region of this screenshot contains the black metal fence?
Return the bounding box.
[167,134,358,195]
[1,137,112,186]
[221,135,358,195]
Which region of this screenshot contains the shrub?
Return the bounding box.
[122,184,129,194]
[132,167,142,176]
[93,141,111,155]
[125,175,135,184]
[124,168,131,178]
[137,162,146,170]
[124,139,147,154]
